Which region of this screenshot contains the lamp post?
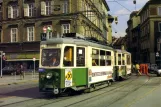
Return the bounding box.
[0,51,5,78]
[0,51,2,78]
[33,57,36,78]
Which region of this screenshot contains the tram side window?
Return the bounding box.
[122,54,125,65]
[100,50,105,66]
[127,55,131,65]
[118,54,121,65]
[63,46,74,66]
[106,51,111,66]
[92,49,99,66]
[76,47,85,66]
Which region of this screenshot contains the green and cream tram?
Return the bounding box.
[39,35,131,95]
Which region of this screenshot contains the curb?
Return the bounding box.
[0,79,38,86]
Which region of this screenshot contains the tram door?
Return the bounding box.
[113,52,119,80]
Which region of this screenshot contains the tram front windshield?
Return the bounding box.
[41,49,61,66]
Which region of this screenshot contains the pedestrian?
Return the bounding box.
[20,64,24,79]
[135,63,141,76]
[132,63,136,73]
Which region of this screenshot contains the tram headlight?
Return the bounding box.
[46,73,53,79]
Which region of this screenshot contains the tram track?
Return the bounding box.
[41,76,149,107]
[60,76,150,107]
[0,76,137,107]
[64,76,161,107]
[1,76,158,107]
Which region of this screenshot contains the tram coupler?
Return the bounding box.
[53,88,59,95]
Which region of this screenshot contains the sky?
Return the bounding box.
[106,0,149,38]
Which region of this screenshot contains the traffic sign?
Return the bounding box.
[41,33,47,41]
[43,26,47,33]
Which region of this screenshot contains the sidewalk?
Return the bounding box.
[0,73,39,86]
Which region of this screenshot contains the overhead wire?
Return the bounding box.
[107,0,137,37]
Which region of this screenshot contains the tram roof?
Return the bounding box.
[41,38,114,50]
[115,49,131,54]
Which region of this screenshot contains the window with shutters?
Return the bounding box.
[24,3,35,17]
[63,1,68,13]
[27,27,34,41]
[158,7,161,16]
[11,28,18,42]
[62,24,70,34]
[8,5,19,19]
[29,4,34,17]
[41,1,53,15]
[46,1,52,15]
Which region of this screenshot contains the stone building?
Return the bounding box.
[126,0,161,65]
[0,0,111,70]
[126,11,140,63]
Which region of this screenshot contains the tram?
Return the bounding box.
[39,33,131,95]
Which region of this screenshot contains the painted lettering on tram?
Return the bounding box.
[92,71,112,77]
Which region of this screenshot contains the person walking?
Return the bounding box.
[132,63,136,73]
[20,64,24,79]
[135,63,141,76]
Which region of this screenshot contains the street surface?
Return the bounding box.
[0,74,160,107]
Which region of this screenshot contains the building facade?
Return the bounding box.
[126,11,140,63]
[126,0,161,65]
[0,0,111,70]
[138,0,161,65]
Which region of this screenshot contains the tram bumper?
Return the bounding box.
[40,85,60,94]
